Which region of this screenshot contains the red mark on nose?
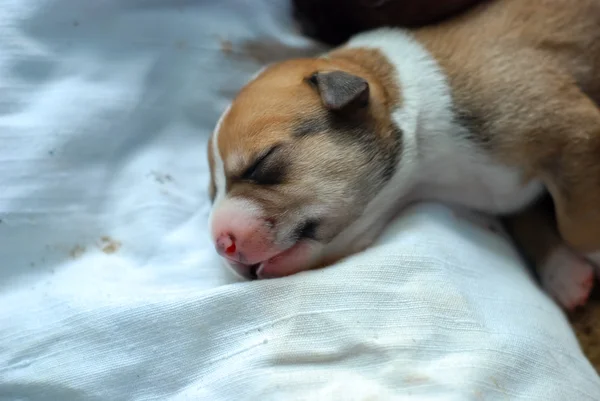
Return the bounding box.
[217,233,237,256]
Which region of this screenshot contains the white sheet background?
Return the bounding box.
[0,1,598,400]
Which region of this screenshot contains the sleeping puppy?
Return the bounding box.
[207,0,600,310]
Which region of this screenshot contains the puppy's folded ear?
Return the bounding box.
[307,71,370,111]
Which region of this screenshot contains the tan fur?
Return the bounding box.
[414,0,600,253]
[218,59,327,169]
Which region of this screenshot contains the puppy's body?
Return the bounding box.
[208,0,600,309]
[343,30,546,212]
[316,29,547,266]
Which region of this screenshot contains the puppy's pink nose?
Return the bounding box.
[211,198,281,265]
[216,233,237,257]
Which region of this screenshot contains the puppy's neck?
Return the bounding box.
[347,30,465,203]
[324,28,462,257]
[346,29,460,163]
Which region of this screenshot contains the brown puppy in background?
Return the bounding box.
[293,0,487,45]
[208,0,600,311]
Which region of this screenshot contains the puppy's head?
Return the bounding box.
[208,51,402,279]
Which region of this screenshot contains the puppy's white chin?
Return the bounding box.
[254,240,321,279]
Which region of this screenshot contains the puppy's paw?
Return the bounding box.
[584,251,600,276]
[539,246,595,311]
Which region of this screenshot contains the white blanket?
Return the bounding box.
[1,1,598,400]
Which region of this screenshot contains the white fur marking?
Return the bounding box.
[208,105,231,227]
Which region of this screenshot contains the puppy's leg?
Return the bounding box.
[454,55,600,305]
[487,73,600,282]
[505,197,595,310]
[536,95,600,270]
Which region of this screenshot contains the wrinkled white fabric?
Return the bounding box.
[0,1,598,400]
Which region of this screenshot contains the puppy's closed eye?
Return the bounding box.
[241,145,286,185]
[294,219,320,241]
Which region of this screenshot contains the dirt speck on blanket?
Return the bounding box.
[100,237,122,254]
[69,245,86,259]
[572,287,600,372]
